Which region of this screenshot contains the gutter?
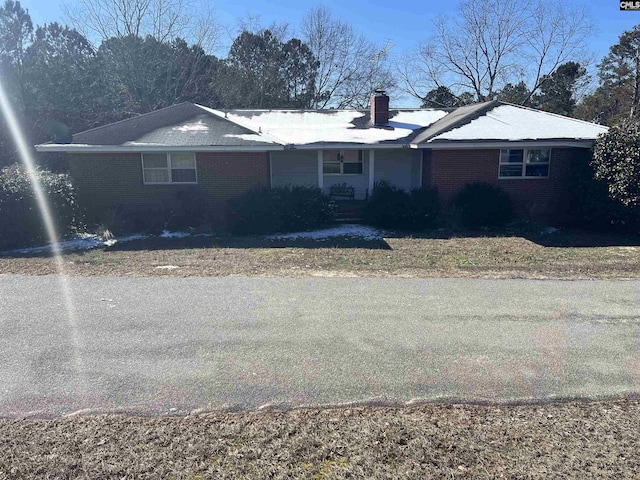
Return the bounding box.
[410,140,596,149]
[285,143,412,150]
[35,144,286,153]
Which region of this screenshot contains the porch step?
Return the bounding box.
[333,201,365,223]
[335,217,363,224]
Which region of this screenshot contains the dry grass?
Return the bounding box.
[1,399,638,479]
[1,229,640,280]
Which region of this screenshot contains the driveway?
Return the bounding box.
[1,275,639,417]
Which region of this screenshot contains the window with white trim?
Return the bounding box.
[322,149,363,175]
[142,153,197,184]
[499,148,550,178]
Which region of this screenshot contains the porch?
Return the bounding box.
[270,148,424,200]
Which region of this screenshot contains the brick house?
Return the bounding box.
[35,93,607,226]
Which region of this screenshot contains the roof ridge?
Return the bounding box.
[70,102,193,140]
[195,104,287,145]
[413,100,499,144]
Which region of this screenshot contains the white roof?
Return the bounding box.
[203,107,448,146]
[429,104,608,143]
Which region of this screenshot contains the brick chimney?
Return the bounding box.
[370,90,389,126]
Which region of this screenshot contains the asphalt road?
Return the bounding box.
[1,275,639,417]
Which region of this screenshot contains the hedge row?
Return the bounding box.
[0,179,516,250]
[0,171,517,250]
[227,181,512,234]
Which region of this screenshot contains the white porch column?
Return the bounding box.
[317,150,323,189]
[368,149,375,195]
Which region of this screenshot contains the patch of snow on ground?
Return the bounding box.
[160,230,191,238]
[12,234,103,254]
[8,233,151,254]
[268,224,382,241]
[155,265,180,270]
[103,233,149,247]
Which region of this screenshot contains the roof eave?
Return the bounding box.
[411,139,596,149]
[286,142,412,150]
[35,144,285,153]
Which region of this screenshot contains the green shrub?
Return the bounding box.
[228,185,334,235]
[454,182,513,229]
[363,181,440,230]
[592,120,640,209]
[0,164,80,250]
[107,188,225,234]
[568,149,634,231]
[586,119,640,230]
[111,203,172,234]
[164,188,222,232]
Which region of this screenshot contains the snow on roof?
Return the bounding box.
[120,112,272,146]
[429,104,608,143]
[207,108,448,146]
[40,103,280,149]
[36,101,608,153]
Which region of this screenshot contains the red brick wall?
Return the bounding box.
[424,147,586,223]
[421,150,432,187]
[196,152,270,201]
[67,151,269,224]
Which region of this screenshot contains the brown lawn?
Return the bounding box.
[1,400,638,479]
[1,228,640,280]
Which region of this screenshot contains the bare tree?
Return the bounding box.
[233,12,291,42]
[400,0,593,104]
[62,0,221,51]
[300,6,395,109]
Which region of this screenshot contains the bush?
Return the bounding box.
[228,185,334,235]
[592,120,640,209]
[110,203,172,234]
[106,188,225,235]
[568,149,634,231]
[587,119,640,230]
[164,188,222,232]
[0,164,80,250]
[454,182,512,229]
[363,181,440,230]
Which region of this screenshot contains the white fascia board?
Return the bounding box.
[410,140,595,149]
[288,143,411,150]
[35,144,285,153]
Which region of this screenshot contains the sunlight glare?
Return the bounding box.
[0,79,86,401]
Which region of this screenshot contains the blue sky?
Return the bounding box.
[20,0,640,59]
[17,0,640,106]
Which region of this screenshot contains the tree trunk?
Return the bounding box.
[632,46,640,119]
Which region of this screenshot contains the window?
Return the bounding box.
[499,148,550,178]
[142,153,197,184]
[323,149,363,175]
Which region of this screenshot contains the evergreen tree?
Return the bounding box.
[215,30,318,109]
[577,26,640,125]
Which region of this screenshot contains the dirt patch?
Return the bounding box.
[1,399,638,478]
[2,230,640,280]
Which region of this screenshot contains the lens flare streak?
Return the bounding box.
[0,81,86,407]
